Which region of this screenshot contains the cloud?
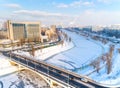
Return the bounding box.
[7,9,74,26]
[74,10,120,26]
[82,1,94,6]
[57,1,94,8]
[13,10,67,17]
[10,9,120,27]
[12,10,74,27]
[57,3,68,8]
[4,3,21,9]
[97,0,119,4]
[97,0,113,4]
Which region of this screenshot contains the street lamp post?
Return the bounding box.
[47,66,49,77]
[67,73,70,88]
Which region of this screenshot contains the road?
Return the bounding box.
[2,52,108,88]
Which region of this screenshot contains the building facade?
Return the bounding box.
[50,25,56,32]
[0,30,7,39]
[7,20,41,40]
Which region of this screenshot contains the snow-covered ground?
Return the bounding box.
[0,54,18,76]
[45,30,104,70]
[0,54,51,88]
[14,30,103,70]
[90,45,120,86]
[5,29,120,86]
[0,69,50,88]
[14,40,74,61]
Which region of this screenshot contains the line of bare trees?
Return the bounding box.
[15,30,71,57]
[90,45,114,74]
[117,48,120,54]
[29,44,35,57]
[80,32,108,45]
[91,36,108,45]
[58,30,72,46]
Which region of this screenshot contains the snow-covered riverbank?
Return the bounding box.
[7,29,120,86]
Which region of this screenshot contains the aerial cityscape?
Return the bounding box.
[0,0,120,88]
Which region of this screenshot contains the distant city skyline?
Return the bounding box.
[0,0,120,26]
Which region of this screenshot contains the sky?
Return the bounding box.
[0,0,120,26]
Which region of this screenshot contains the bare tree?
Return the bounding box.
[17,41,21,47]
[96,59,100,73]
[61,40,64,46]
[27,38,30,44]
[31,44,35,57]
[20,39,23,47]
[106,45,114,74]
[90,59,100,73]
[69,37,71,42]
[0,34,6,39]
[39,45,43,52]
[101,54,107,63]
[109,45,114,58]
[102,39,108,44]
[118,48,120,53]
[106,53,112,74]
